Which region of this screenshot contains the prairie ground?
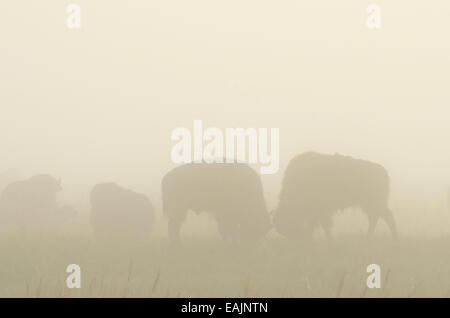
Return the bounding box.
[2,234,450,298]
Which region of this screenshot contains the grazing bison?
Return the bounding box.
[90,183,154,240]
[0,174,76,234]
[273,152,397,240]
[162,163,271,245]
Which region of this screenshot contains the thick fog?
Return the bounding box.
[1,0,449,237]
[2,1,450,299]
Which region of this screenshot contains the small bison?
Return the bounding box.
[273,152,397,240]
[90,183,154,240]
[0,174,76,233]
[162,163,271,245]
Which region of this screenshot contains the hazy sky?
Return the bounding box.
[1,1,449,206]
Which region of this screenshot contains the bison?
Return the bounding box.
[90,183,154,240]
[161,162,271,245]
[273,152,397,240]
[0,174,76,234]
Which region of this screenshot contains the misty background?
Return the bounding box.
[1,0,449,238]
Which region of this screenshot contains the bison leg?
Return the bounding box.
[320,216,333,241]
[367,213,379,239]
[216,214,239,242]
[168,211,186,246]
[217,220,232,241]
[382,208,398,240]
[322,223,332,241]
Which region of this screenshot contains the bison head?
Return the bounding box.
[272,207,314,240]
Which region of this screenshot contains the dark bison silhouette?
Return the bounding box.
[273,152,397,240]
[162,162,271,245]
[0,174,76,233]
[90,183,154,240]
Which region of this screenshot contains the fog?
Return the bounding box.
[0,0,449,297]
[2,1,449,213]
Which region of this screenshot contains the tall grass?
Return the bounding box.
[2,236,450,297]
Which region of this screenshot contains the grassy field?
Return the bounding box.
[2,233,450,298]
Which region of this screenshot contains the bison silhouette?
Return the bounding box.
[273,152,397,240]
[162,162,271,245]
[0,174,76,234]
[90,183,154,240]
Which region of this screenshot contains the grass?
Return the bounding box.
[1,234,450,297]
